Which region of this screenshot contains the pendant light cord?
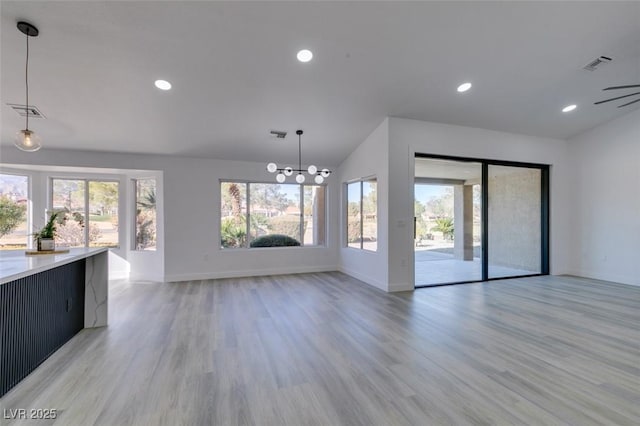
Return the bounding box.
[25,31,29,131]
[298,132,302,174]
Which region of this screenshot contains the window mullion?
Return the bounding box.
[85,180,90,247]
[360,181,364,249]
[245,183,250,248]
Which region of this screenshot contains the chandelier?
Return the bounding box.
[266,130,331,184]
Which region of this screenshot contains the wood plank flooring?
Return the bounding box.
[1,273,638,425]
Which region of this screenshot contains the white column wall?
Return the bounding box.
[566,109,640,286]
[337,119,390,291]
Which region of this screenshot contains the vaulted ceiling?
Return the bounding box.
[1,1,639,165]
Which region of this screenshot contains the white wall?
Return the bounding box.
[387,117,572,291]
[567,109,640,286]
[337,119,390,291]
[0,148,340,282]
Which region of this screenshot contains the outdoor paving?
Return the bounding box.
[415,249,535,286]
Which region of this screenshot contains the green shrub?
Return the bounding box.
[0,196,26,239]
[347,217,361,243]
[250,234,300,248]
[221,217,246,248]
[268,215,302,240]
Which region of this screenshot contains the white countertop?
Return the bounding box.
[0,247,108,285]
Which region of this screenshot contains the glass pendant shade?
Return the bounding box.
[276,173,286,183]
[295,174,305,184]
[314,175,324,184]
[320,168,331,178]
[307,165,317,175]
[284,167,293,176]
[267,162,277,173]
[14,129,41,152]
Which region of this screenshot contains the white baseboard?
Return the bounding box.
[109,270,130,280]
[388,282,414,292]
[338,266,388,292]
[562,269,639,287]
[129,273,164,283]
[164,265,339,283]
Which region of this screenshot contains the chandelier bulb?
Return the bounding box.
[276,173,286,183]
[314,175,324,184]
[296,174,305,184]
[320,168,331,178]
[307,165,317,175]
[267,162,277,173]
[284,167,293,177]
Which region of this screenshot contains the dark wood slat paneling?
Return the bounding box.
[0,260,85,396]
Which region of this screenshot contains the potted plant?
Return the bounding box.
[33,211,62,251]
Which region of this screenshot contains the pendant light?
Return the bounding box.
[266,130,331,184]
[14,21,42,152]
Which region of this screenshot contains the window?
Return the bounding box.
[346,178,377,251]
[51,178,119,248]
[89,181,119,248]
[0,173,29,250]
[134,179,157,251]
[220,181,326,249]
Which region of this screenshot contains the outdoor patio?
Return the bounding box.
[415,247,535,286]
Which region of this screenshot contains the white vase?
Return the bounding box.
[38,238,55,251]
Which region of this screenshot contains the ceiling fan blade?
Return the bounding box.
[594,91,640,105]
[603,84,640,91]
[617,97,640,108]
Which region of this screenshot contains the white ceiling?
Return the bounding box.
[1,1,639,166]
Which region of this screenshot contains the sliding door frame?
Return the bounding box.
[415,153,550,287]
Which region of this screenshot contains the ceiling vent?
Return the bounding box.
[270,130,287,139]
[7,103,46,119]
[583,56,612,72]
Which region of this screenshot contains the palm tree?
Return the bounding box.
[136,187,156,250]
[227,183,242,219]
[137,188,156,210]
[431,217,454,240]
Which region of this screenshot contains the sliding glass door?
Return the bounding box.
[487,165,542,278]
[415,155,549,287]
[414,158,482,286]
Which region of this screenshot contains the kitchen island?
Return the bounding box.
[0,248,108,397]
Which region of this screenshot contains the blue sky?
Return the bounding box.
[415,184,449,205]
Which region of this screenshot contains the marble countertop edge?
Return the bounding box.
[0,247,108,285]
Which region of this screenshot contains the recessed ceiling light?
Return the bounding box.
[154,79,172,91]
[297,49,313,63]
[457,82,472,93]
[562,104,577,113]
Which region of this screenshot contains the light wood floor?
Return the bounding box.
[1,273,639,425]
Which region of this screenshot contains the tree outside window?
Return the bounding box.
[0,173,28,250]
[346,178,377,251]
[220,182,326,249]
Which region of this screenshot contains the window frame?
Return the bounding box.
[132,177,157,251]
[344,176,377,252]
[219,179,328,249]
